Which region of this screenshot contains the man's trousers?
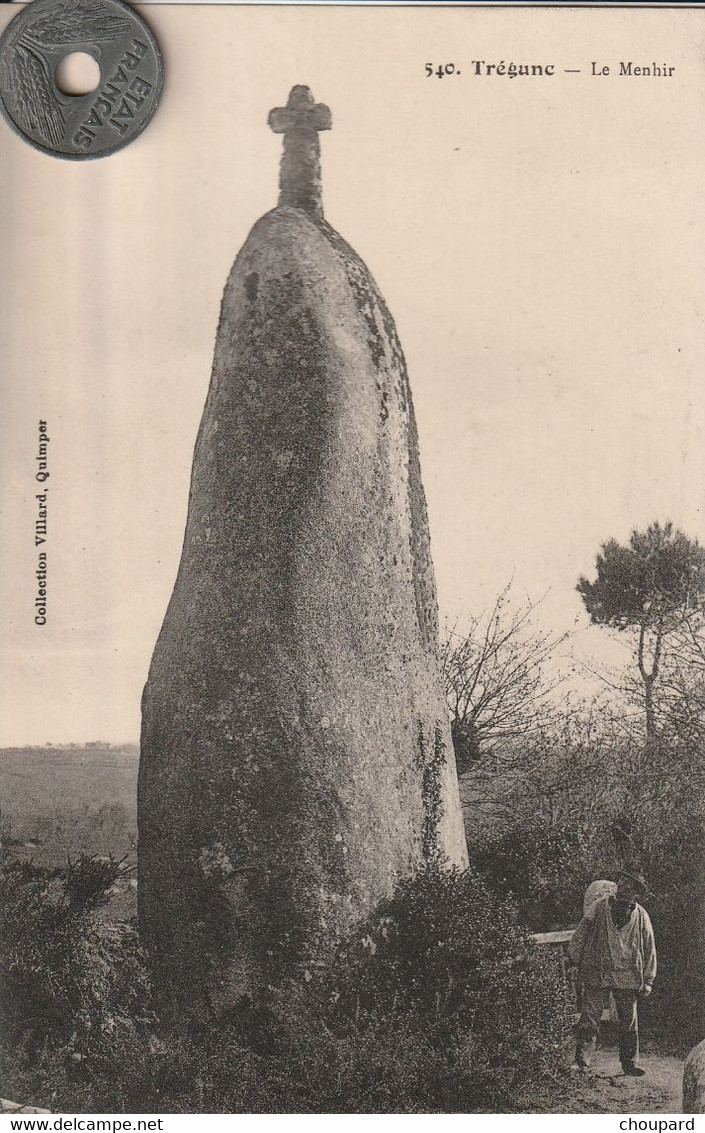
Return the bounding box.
[575,986,639,1068]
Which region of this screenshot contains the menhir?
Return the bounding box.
[139,85,468,1018]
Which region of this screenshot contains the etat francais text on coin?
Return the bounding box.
[0,0,163,159]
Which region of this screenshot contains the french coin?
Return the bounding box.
[0,0,163,159]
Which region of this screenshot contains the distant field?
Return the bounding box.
[0,744,138,824]
[0,744,140,916]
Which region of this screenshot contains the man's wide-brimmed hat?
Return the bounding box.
[617,864,650,895]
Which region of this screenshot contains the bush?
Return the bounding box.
[468,824,600,930]
[0,849,154,1109]
[0,858,573,1113]
[464,750,705,1053]
[622,798,705,1052]
[137,867,572,1112]
[317,866,573,1100]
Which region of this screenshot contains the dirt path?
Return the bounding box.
[520,1044,685,1114]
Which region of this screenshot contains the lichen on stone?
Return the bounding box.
[198,842,235,879]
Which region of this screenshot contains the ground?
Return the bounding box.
[518,1035,684,1114]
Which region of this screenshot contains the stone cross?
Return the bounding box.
[268,85,331,219]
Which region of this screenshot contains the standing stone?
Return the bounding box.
[138,86,468,1018]
[683,1039,705,1113]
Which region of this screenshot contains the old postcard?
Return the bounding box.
[1,3,703,1117]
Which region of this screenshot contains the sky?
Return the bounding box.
[1,5,704,745]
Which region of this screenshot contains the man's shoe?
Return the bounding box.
[570,1062,590,1073]
[623,1063,646,1077]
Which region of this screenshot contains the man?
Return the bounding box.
[568,866,656,1076]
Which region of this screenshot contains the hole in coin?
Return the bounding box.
[55,52,101,96]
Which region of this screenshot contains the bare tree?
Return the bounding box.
[440,583,568,776]
[655,610,705,745]
[459,695,628,830]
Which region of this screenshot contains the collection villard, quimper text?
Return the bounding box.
[35,421,49,626]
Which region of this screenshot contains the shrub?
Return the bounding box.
[623,802,705,1052]
[0,856,572,1112]
[468,824,599,930]
[0,849,154,1108]
[317,866,573,1096]
[464,764,705,1053]
[134,867,572,1112]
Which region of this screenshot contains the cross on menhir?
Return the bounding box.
[268,85,332,219]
